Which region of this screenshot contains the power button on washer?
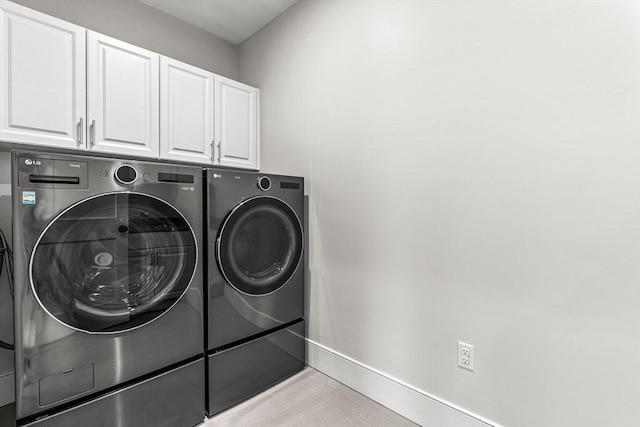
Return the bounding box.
[115,165,138,185]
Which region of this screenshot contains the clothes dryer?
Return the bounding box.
[205,169,305,416]
[12,152,204,425]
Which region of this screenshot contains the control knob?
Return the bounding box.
[257,176,271,191]
[115,165,138,185]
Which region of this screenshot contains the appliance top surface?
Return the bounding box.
[206,167,304,181]
[14,151,202,174]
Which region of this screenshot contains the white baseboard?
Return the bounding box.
[306,339,502,427]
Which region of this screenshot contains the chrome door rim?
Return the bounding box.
[216,195,303,296]
[28,190,199,335]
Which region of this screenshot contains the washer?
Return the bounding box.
[12,152,204,425]
[204,168,306,416]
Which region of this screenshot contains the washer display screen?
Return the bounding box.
[30,192,197,333]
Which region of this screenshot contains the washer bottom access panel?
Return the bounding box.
[22,358,204,427]
[207,320,306,417]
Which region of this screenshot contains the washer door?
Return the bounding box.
[217,196,303,295]
[30,192,197,334]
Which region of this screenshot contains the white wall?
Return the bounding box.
[10,0,238,78]
[238,1,640,426]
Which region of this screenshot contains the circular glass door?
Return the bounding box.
[217,196,303,295]
[30,192,197,334]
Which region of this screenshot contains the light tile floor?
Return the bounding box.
[203,367,418,426]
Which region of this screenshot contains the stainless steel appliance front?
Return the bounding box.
[12,152,204,421]
[205,169,305,350]
[205,168,306,416]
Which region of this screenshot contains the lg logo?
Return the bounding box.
[24,159,42,166]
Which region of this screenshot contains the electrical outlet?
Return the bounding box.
[458,341,475,371]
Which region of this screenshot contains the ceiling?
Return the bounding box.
[139,0,298,45]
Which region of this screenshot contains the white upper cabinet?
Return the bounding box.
[0,1,86,149]
[160,56,214,163]
[87,31,159,158]
[215,75,259,170]
[0,3,260,169]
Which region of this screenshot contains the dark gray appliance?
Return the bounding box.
[0,150,15,414]
[12,152,204,425]
[205,169,305,416]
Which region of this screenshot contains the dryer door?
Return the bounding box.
[30,192,197,333]
[217,196,303,295]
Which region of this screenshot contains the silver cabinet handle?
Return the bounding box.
[217,141,221,163]
[210,140,214,161]
[89,120,96,147]
[76,118,84,146]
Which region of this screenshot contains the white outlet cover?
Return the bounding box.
[458,341,475,371]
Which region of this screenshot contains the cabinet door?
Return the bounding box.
[87,31,159,158]
[0,1,85,149]
[214,75,259,170]
[160,57,213,163]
